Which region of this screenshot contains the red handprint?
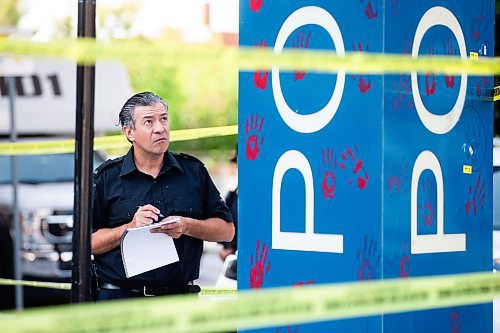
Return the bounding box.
[292,32,311,81]
[444,38,457,89]
[253,40,268,90]
[320,147,337,199]
[275,281,314,333]
[399,242,410,278]
[351,43,371,93]
[465,174,485,216]
[392,42,413,112]
[475,77,490,98]
[392,75,412,112]
[249,0,263,12]
[339,145,369,189]
[358,77,371,94]
[476,81,482,98]
[418,176,436,227]
[276,326,300,333]
[293,280,314,287]
[250,240,271,289]
[423,201,435,227]
[388,159,409,195]
[472,7,484,41]
[245,114,264,161]
[392,42,412,111]
[357,235,380,281]
[425,48,437,96]
[388,175,401,193]
[391,0,400,15]
[253,71,268,90]
[360,0,378,19]
[449,309,460,333]
[425,74,436,95]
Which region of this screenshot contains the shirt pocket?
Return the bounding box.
[108,200,137,227]
[173,196,203,219]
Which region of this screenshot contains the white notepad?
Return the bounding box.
[120,218,180,278]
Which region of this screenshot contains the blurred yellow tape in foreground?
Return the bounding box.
[0,279,236,297]
[1,38,500,75]
[0,278,71,290]
[0,272,498,333]
[0,125,238,156]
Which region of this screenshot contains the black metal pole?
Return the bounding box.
[71,0,96,303]
[8,77,23,310]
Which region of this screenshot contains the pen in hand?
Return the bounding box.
[137,205,164,222]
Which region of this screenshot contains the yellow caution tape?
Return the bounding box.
[0,125,237,156]
[1,38,499,75]
[492,86,500,102]
[199,287,237,297]
[0,278,71,290]
[0,271,498,333]
[0,278,237,296]
[0,284,237,303]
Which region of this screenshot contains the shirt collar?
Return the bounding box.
[120,147,184,177]
[160,150,184,175]
[119,148,136,177]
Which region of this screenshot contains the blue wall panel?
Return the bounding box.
[383,1,493,332]
[238,0,493,332]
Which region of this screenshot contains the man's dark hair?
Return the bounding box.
[119,91,168,129]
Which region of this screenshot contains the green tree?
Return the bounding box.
[54,16,74,38]
[126,31,238,154]
[97,1,138,39]
[0,0,21,28]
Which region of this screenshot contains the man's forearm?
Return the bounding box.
[184,217,235,242]
[91,223,131,255]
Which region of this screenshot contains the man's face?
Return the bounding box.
[124,102,170,156]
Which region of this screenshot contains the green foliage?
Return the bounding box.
[126,38,238,153]
[97,1,138,39]
[0,0,21,28]
[54,16,74,38]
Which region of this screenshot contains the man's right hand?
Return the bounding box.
[131,204,161,228]
[92,204,164,255]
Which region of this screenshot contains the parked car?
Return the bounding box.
[0,151,105,306]
[215,253,237,289]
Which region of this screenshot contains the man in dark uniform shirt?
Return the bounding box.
[219,146,238,261]
[91,91,234,301]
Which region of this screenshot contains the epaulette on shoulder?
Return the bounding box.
[172,152,204,164]
[93,156,123,176]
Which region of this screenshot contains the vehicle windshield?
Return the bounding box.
[0,153,105,184]
[494,168,500,230]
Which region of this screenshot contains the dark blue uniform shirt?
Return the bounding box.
[92,148,233,289]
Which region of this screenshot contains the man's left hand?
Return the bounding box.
[151,215,186,238]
